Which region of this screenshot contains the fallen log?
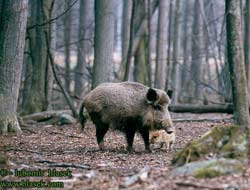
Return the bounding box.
[172,117,233,123]
[21,110,72,122]
[169,104,233,113]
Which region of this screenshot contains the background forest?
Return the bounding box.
[17,0,237,114]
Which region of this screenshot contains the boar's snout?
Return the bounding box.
[161,119,174,134]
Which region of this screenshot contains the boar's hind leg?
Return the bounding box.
[125,128,136,152]
[95,122,109,151]
[139,129,151,152]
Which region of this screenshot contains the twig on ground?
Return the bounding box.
[46,130,82,139]
[175,181,224,190]
[2,147,41,155]
[36,159,90,169]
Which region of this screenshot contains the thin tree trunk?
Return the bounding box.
[74,0,93,99]
[133,0,147,85]
[123,0,135,81]
[189,0,202,103]
[202,0,211,83]
[155,0,168,89]
[171,0,181,103]
[43,0,55,111]
[0,0,28,133]
[146,0,152,87]
[179,0,191,103]
[166,0,174,89]
[92,0,115,88]
[133,37,148,84]
[64,0,72,92]
[226,0,250,128]
[120,0,132,80]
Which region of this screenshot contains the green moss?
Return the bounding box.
[0,115,22,134]
[0,156,7,165]
[194,167,221,178]
[172,125,248,166]
[193,159,243,178]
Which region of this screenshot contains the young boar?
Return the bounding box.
[79,82,173,152]
[150,130,175,151]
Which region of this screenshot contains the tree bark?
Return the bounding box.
[245,0,250,95]
[22,0,49,114]
[179,0,191,103]
[0,0,28,133]
[64,0,72,92]
[146,0,152,87]
[188,0,202,103]
[92,0,115,88]
[134,37,148,84]
[74,0,93,99]
[226,0,250,127]
[133,0,148,85]
[44,0,56,110]
[123,0,135,81]
[155,0,168,89]
[171,0,181,103]
[166,0,174,89]
[123,0,158,81]
[120,0,132,80]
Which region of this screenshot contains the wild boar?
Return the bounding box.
[150,129,175,151]
[79,82,173,152]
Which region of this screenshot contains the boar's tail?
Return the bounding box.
[79,102,86,131]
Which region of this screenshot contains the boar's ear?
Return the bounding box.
[166,89,173,99]
[146,88,158,103]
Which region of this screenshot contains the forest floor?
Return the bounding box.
[1,113,250,190]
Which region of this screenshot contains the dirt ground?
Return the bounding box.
[1,113,250,190]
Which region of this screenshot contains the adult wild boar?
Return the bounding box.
[79,82,173,152]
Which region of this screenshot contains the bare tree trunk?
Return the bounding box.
[166,0,174,89]
[179,0,191,103]
[21,30,33,113]
[133,0,148,85]
[171,0,181,103]
[188,0,202,103]
[202,0,212,83]
[0,0,28,133]
[22,0,48,114]
[245,0,250,94]
[123,0,135,81]
[226,0,250,128]
[74,0,93,99]
[120,0,132,80]
[44,0,56,110]
[134,37,148,84]
[64,0,72,92]
[92,0,115,88]
[146,0,152,87]
[155,0,168,89]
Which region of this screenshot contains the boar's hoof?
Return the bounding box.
[146,148,152,153]
[98,142,105,151]
[126,146,134,153]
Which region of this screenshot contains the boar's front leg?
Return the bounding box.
[139,129,151,152]
[95,122,109,150]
